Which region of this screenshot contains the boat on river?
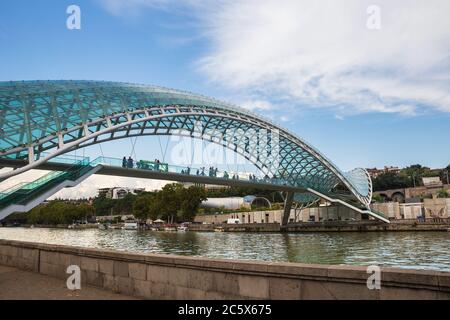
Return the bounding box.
[98,223,108,230]
[164,224,177,232]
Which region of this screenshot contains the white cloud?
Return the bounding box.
[240,99,274,111]
[99,0,450,116]
[197,0,450,115]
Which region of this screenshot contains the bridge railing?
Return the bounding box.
[32,153,295,189]
[41,152,91,165]
[88,156,292,188]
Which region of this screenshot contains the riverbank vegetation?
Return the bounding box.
[372,164,450,191]
[3,183,207,225]
[4,201,94,226]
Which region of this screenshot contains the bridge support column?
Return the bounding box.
[282,192,294,226]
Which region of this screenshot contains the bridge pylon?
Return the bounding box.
[282,192,295,226]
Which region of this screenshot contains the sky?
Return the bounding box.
[0,0,449,198]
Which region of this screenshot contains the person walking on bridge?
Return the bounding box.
[122,157,127,168]
[127,156,134,169]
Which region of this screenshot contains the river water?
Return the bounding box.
[1,227,449,271]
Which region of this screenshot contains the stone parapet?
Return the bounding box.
[0,239,449,300]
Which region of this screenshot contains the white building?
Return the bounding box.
[98,187,145,199]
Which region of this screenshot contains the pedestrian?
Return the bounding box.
[122,157,127,168]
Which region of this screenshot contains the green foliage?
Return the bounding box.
[27,201,93,225]
[437,189,449,198]
[372,172,411,191]
[1,212,28,224]
[132,184,207,222]
[93,193,138,216]
[92,196,116,216]
[179,185,207,221]
[373,164,449,191]
[371,194,384,203]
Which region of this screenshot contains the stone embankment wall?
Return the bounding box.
[1,239,449,300]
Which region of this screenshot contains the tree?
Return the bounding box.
[157,184,183,223]
[371,194,384,203]
[93,196,116,216]
[178,186,207,221]
[27,201,94,225]
[133,184,207,223]
[133,193,154,220]
[372,172,411,191]
[114,193,135,215]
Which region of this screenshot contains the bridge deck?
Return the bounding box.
[0,158,306,193]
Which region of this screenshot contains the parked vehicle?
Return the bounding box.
[122,220,138,230]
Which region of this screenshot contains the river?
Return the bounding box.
[0,227,449,271]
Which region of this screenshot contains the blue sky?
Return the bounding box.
[1,0,450,174]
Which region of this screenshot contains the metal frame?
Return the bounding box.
[0,80,373,208]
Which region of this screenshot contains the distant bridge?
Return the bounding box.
[0,81,389,224]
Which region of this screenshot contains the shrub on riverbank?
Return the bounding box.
[27,201,94,225]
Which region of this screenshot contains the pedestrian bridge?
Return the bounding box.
[0,81,389,223]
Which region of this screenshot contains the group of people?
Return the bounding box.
[122,156,162,171]
[180,167,191,175]
[121,156,263,183]
[178,165,261,182]
[208,167,219,177]
[122,156,134,169]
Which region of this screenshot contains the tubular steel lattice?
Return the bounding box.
[0,81,372,207]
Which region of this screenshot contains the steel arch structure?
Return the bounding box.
[0,80,373,210]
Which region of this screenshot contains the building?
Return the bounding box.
[200,196,272,211]
[180,182,229,192]
[98,187,145,200]
[423,197,450,219]
[366,166,400,178]
[422,177,443,188]
[195,205,361,224]
[373,179,450,204]
[371,202,401,220]
[371,197,450,221]
[399,203,423,219]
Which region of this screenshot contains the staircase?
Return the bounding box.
[0,159,102,221]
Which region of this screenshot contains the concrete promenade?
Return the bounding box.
[1,239,449,300]
[0,265,136,300]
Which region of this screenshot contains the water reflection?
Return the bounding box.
[0,228,449,271]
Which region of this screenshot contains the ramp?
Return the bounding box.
[0,160,102,221]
